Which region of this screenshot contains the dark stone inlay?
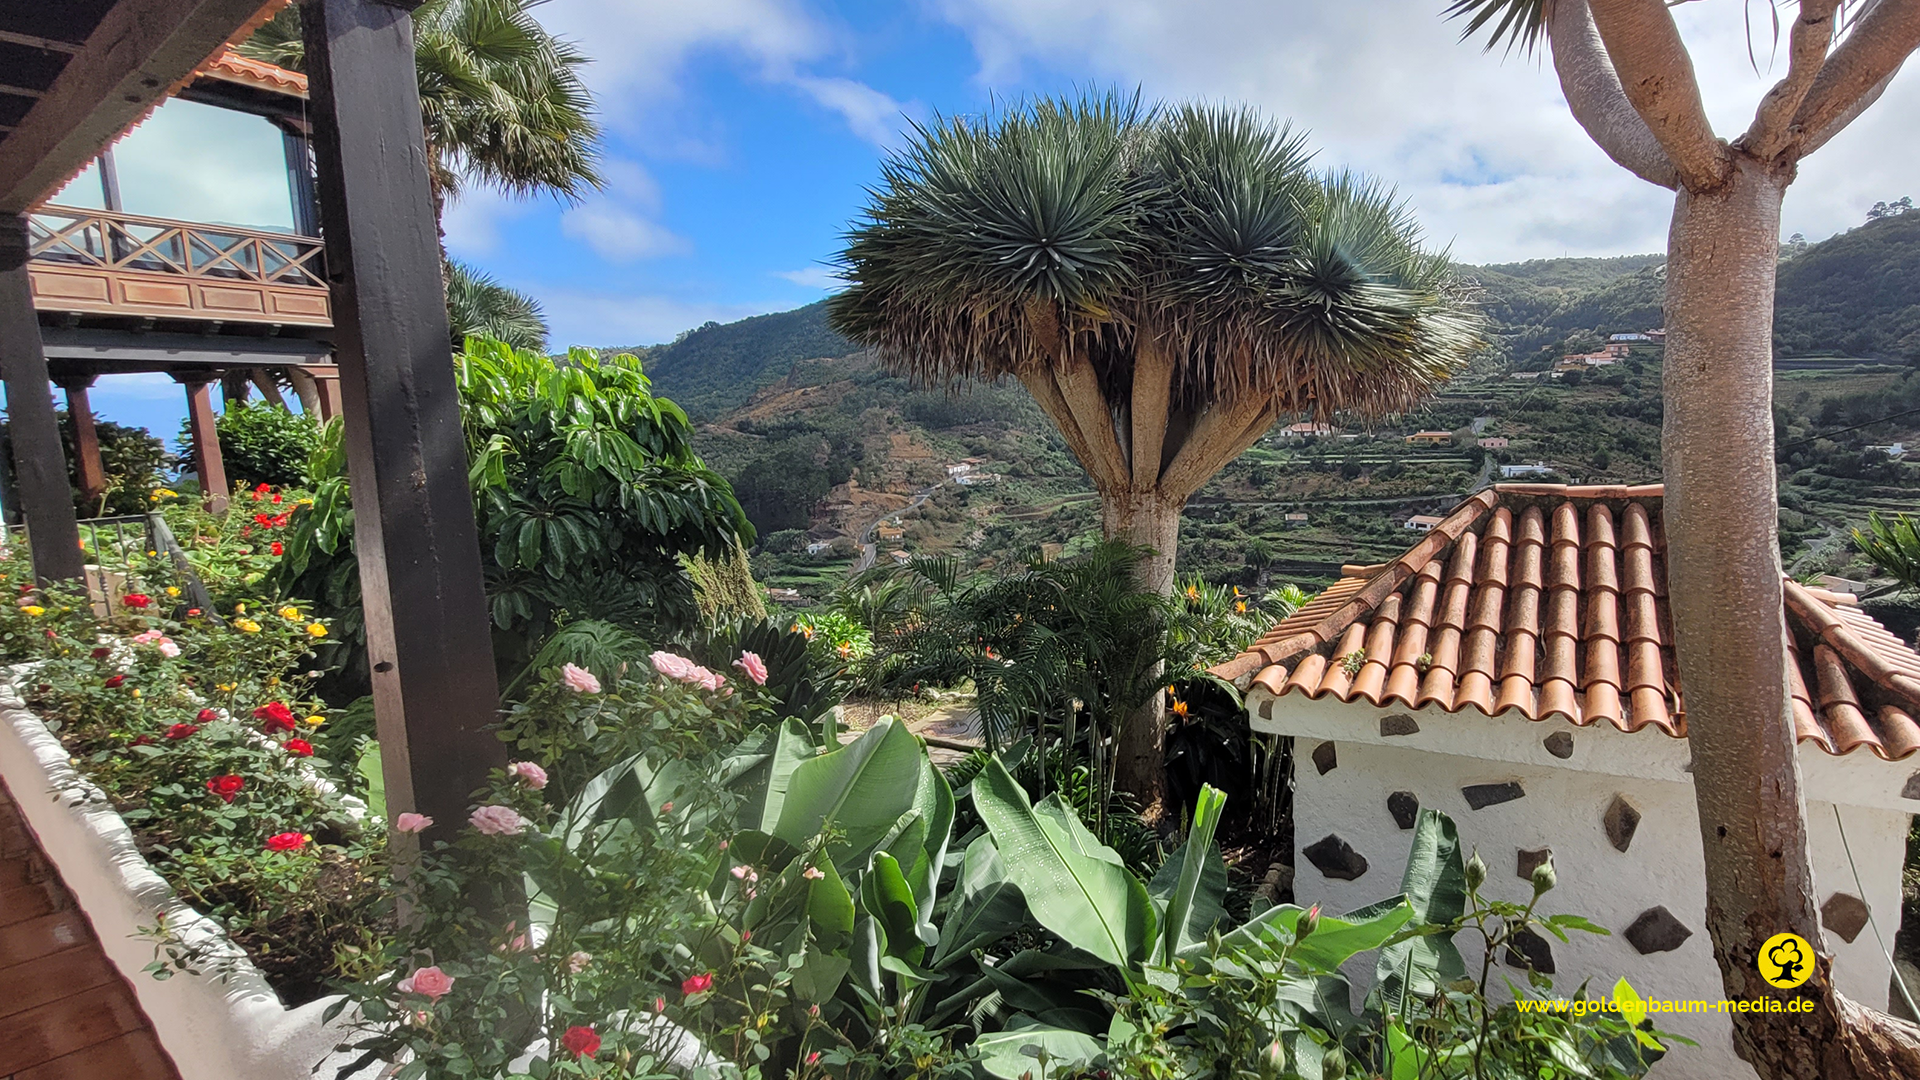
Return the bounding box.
[1258,698,1274,721]
[1303,834,1369,881]
[1624,906,1692,954]
[1822,892,1871,944]
[1516,847,1552,882]
[1380,713,1420,737]
[1902,773,1920,801]
[1462,781,1525,810]
[1543,731,1574,759]
[1312,741,1338,775]
[1604,795,1641,853]
[1504,928,1556,974]
[1388,791,1420,830]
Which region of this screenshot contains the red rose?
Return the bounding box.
[264,831,308,852]
[90,647,111,659]
[254,513,274,527]
[270,541,284,556]
[196,709,219,723]
[561,1026,601,1059]
[253,702,296,733]
[206,775,245,802]
[103,674,125,688]
[165,723,199,740]
[681,972,713,996]
[272,494,283,504]
[131,735,155,747]
[187,608,202,617]
[284,738,314,757]
[121,593,151,609]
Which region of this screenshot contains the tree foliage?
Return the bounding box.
[446,260,549,354]
[179,401,321,491]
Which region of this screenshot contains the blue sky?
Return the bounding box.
[77,0,1920,445]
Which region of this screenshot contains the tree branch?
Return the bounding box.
[1016,366,1118,491]
[1054,348,1133,491]
[1587,0,1732,190]
[1791,0,1920,155]
[1129,329,1175,492]
[1548,0,1680,189]
[1158,391,1273,499]
[1739,0,1842,161]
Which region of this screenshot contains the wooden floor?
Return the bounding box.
[0,777,180,1080]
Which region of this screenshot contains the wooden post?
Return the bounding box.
[57,376,107,514]
[176,376,229,515]
[302,0,505,844]
[0,215,84,582]
[309,368,343,421]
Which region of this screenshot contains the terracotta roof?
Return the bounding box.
[1214,483,1920,761]
[195,49,308,98]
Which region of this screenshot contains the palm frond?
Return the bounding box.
[1443,0,1551,56]
[446,260,550,353]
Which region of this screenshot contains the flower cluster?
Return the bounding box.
[650,650,726,691]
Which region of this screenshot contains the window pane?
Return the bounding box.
[111,98,294,232]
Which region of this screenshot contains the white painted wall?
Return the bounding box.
[1252,691,1913,1080]
[0,681,363,1080]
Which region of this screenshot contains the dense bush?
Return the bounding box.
[179,401,322,490]
[0,413,171,518]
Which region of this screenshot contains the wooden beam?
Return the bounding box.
[0,30,84,55]
[0,216,84,581]
[0,0,270,214]
[176,375,228,514]
[303,0,505,846]
[55,377,107,512]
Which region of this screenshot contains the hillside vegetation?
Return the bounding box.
[614,215,1920,605]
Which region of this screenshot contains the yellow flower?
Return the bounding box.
[150,488,178,501]
[131,689,142,698]
[305,715,326,728]
[21,605,44,617]
[165,586,181,598]
[1235,601,1247,613]
[1185,585,1200,600]
[236,619,261,633]
[217,683,235,692]
[146,550,157,557]
[277,606,300,620]
[234,603,247,614]
[306,623,327,638]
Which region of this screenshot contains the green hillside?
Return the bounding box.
[1774,209,1920,359]
[609,302,853,421]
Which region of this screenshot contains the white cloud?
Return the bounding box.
[928,0,1920,260]
[539,289,798,349]
[792,76,919,146]
[558,159,691,262]
[775,265,846,289]
[441,188,536,257]
[542,0,913,147]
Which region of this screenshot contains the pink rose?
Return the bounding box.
[567,951,592,974]
[157,641,180,658]
[650,651,696,680]
[734,651,768,686]
[131,629,164,644]
[560,663,601,694]
[397,965,454,1001]
[469,805,529,836]
[506,761,548,790]
[394,812,433,833]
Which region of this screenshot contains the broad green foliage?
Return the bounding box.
[273,339,753,687]
[181,401,319,490]
[0,413,171,516]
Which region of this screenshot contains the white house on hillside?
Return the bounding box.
[1213,484,1918,1080]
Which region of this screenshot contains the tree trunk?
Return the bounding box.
[1664,152,1920,1079]
[286,367,324,417]
[1103,488,1184,810]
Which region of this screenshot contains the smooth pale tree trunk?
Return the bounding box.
[1663,153,1920,1078]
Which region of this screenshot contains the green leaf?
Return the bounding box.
[771,718,923,865]
[970,757,1154,972]
[355,740,385,822]
[859,851,923,965]
[1153,783,1226,964]
[1373,808,1466,1010]
[1203,900,1414,973]
[973,1021,1104,1080]
[931,835,1027,968]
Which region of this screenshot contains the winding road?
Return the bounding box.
[850,480,946,574]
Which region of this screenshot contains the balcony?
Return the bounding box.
[26,205,330,328]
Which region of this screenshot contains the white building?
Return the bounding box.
[1213,484,1917,1079]
[1404,514,1446,532]
[1501,463,1556,480]
[946,462,974,477]
[805,541,833,555]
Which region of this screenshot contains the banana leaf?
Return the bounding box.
[931,835,1027,968]
[772,718,923,865]
[1371,808,1467,1013]
[1150,783,1226,964]
[1198,900,1415,974]
[974,1020,1104,1080]
[970,758,1154,973]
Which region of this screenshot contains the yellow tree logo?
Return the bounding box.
[1759,933,1813,990]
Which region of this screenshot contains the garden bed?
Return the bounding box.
[0,677,361,1080]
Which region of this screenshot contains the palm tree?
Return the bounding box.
[240,0,601,217]
[1446,2,1920,1074]
[829,94,1482,799]
[446,260,549,353]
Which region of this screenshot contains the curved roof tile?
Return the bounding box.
[1213,484,1920,760]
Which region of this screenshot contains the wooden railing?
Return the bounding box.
[26,205,331,326]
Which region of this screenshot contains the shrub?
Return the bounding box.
[179,401,322,490]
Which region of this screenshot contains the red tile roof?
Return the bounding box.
[196,49,308,98]
[1213,484,1920,760]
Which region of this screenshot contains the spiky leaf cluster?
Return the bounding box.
[830,93,1483,421]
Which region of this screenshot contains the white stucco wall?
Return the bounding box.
[1251,691,1913,1080]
